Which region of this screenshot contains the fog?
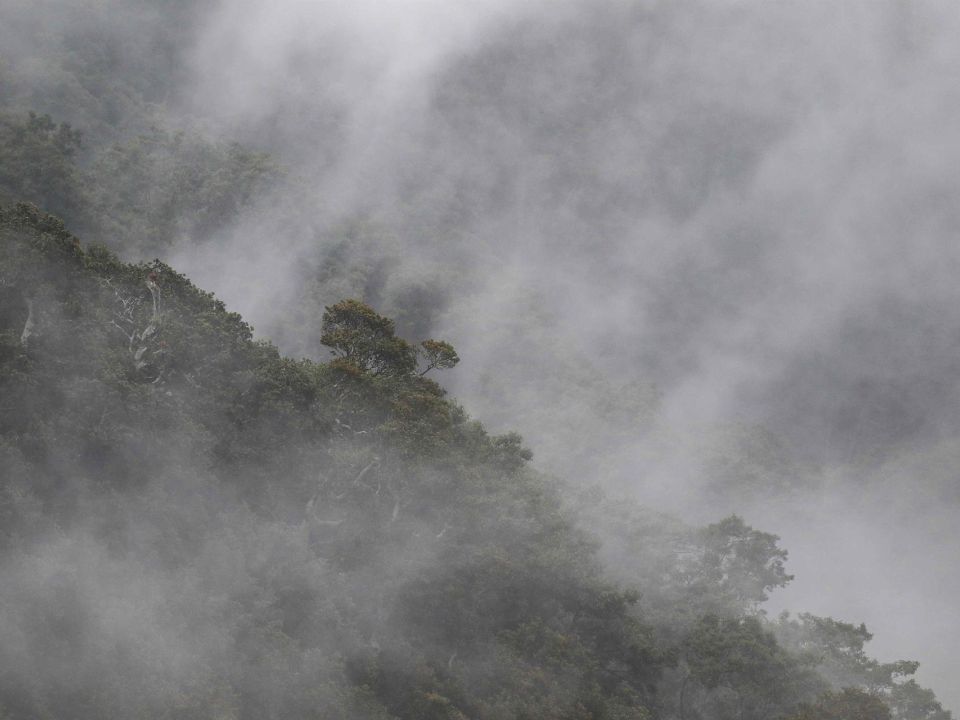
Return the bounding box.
[2,0,959,714]
[161,0,960,708]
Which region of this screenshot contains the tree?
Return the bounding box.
[419,340,459,375]
[786,688,892,720]
[321,299,419,377]
[680,614,809,720]
[774,614,952,720]
[690,515,793,610]
[320,300,459,381]
[0,112,86,226]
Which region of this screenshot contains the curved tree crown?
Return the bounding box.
[320,299,459,379]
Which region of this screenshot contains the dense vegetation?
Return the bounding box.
[0,1,954,718]
[0,204,949,719]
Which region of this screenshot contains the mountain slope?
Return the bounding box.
[0,203,949,720]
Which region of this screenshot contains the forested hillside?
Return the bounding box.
[0,202,949,720]
[0,0,957,718]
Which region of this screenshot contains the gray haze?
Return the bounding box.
[160,0,960,708]
[2,0,957,711]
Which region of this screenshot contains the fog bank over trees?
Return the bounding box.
[1,0,958,716]
[172,3,960,702]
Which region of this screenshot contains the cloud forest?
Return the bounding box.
[0,1,957,719]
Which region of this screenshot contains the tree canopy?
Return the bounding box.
[0,204,949,720]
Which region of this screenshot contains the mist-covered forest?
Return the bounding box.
[1,1,957,718]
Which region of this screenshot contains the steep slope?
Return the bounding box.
[0,204,949,720]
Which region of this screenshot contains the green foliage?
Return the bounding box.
[0,205,949,720]
[0,112,86,225]
[0,10,953,719]
[318,299,470,456]
[420,339,460,375]
[786,688,893,720]
[0,206,649,719]
[694,514,793,607]
[776,614,952,720]
[577,490,794,628]
[321,299,419,377]
[681,614,813,720]
[87,127,280,257]
[0,107,278,260]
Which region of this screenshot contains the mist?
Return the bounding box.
[158,0,960,707]
[2,0,959,715]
